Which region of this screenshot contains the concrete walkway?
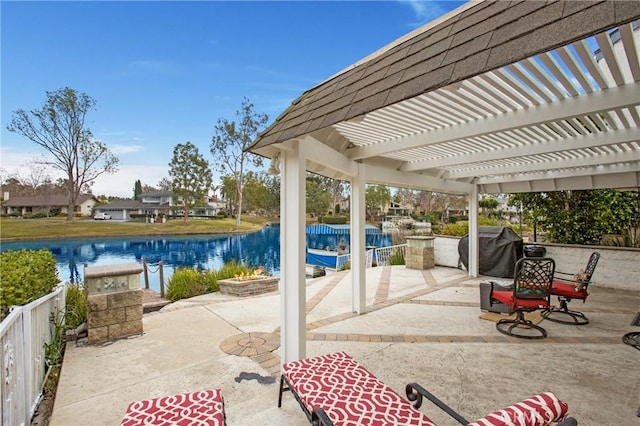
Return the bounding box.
[50,266,640,425]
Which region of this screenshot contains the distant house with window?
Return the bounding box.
[1,192,98,217]
[93,191,225,221]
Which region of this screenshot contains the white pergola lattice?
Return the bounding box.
[250,9,640,363]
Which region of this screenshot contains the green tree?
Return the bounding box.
[509,189,640,246]
[264,174,281,215]
[479,196,499,217]
[306,176,332,218]
[366,185,391,221]
[242,171,267,213]
[133,179,143,200]
[219,175,238,213]
[7,87,119,221]
[211,97,269,226]
[168,142,213,224]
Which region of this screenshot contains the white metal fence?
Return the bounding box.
[331,244,408,270]
[0,284,66,426]
[374,244,407,266]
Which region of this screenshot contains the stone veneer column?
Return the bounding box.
[84,263,144,344]
[405,236,435,270]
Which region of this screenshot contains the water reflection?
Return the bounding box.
[1,224,391,293]
[1,226,282,292]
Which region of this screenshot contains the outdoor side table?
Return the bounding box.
[480,280,514,314]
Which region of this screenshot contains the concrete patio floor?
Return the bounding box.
[50,266,640,426]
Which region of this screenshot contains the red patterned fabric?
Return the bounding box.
[467,392,568,426]
[551,281,588,299]
[282,351,436,425]
[121,389,225,426]
[492,290,549,309]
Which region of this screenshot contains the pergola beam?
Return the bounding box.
[400,126,640,172]
[346,83,640,160]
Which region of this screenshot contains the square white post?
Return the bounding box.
[350,163,367,314]
[468,186,479,277]
[279,143,307,363]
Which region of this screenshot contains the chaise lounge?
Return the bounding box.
[278,351,577,426]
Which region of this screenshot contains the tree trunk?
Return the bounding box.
[236,194,242,226]
[183,203,190,224]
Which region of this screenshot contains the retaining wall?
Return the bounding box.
[433,236,640,291]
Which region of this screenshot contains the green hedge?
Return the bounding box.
[0,249,59,320]
[320,216,347,224]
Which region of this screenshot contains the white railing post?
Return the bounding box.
[1,283,66,426]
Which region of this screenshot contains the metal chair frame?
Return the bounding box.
[492,257,555,339]
[542,252,600,325]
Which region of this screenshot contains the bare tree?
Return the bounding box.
[7,87,119,221]
[211,97,268,226]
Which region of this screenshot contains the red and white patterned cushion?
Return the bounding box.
[468,392,568,426]
[282,351,436,426]
[121,389,225,426]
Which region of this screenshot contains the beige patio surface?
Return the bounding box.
[50,265,640,426]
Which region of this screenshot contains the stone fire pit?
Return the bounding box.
[218,275,279,297]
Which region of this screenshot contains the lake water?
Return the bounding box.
[0,224,391,293]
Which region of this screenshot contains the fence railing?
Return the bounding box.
[326,244,408,270]
[0,284,66,426]
[374,244,407,266]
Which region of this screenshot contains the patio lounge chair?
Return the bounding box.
[490,257,555,339]
[278,351,576,425]
[542,252,600,325]
[121,389,226,426]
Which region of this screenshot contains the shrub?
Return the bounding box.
[440,217,502,236]
[64,283,87,330]
[166,268,208,302]
[320,216,347,224]
[166,260,260,301]
[216,259,258,280]
[0,249,59,320]
[388,249,405,265]
[202,271,219,292]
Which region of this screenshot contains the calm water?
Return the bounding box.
[0,225,391,292]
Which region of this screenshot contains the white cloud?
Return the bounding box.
[110,144,145,154]
[0,146,167,198]
[91,164,168,198]
[398,0,450,26]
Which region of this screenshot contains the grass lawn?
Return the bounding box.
[0,216,273,241]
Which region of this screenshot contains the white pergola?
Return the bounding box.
[249,1,640,363]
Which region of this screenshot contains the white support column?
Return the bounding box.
[468,186,479,277]
[279,143,307,363]
[350,163,367,314]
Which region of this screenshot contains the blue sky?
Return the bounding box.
[1,0,466,197]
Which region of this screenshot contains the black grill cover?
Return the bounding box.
[458,226,523,278]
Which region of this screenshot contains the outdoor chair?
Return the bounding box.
[121,389,226,425]
[278,351,577,425]
[490,257,555,339]
[542,252,600,325]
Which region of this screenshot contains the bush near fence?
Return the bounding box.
[0,249,59,321]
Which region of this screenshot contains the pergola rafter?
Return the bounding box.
[248,1,640,363]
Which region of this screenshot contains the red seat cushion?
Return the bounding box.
[551,281,589,300]
[282,351,436,425]
[491,290,549,310]
[467,392,569,426]
[121,389,225,426]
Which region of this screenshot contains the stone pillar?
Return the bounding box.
[405,236,435,270]
[84,263,144,344]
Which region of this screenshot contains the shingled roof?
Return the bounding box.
[3,193,96,207]
[251,0,640,151]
